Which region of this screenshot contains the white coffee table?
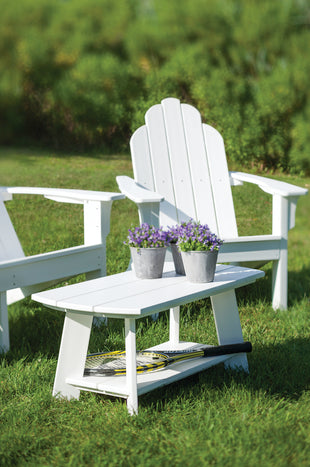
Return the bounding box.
[32,264,264,414]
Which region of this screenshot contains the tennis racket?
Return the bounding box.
[84,341,252,376]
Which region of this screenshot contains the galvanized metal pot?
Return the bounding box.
[181,250,218,283]
[170,243,185,275]
[130,247,167,279]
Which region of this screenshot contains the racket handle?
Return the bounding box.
[203,341,252,357]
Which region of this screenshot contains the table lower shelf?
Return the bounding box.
[66,341,237,399]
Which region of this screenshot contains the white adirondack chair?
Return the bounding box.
[0,186,124,352]
[117,97,308,310]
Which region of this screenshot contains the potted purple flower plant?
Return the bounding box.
[124,223,169,279]
[175,220,223,282]
[166,222,189,275]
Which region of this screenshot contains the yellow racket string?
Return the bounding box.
[85,349,205,375]
[85,350,125,369]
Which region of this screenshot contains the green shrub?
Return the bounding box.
[51,53,138,148]
[1,0,310,172]
[290,106,310,175]
[0,69,24,144]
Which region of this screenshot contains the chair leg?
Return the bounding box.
[271,194,289,310]
[272,250,288,310]
[0,292,10,352]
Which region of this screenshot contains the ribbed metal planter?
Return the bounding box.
[170,243,185,275]
[181,250,218,283]
[130,247,167,279]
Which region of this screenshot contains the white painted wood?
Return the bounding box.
[169,307,180,346]
[211,290,248,371]
[137,202,161,227]
[145,102,181,227]
[32,269,138,309]
[230,173,307,232]
[53,311,93,399]
[218,235,281,263]
[32,265,264,317]
[0,186,124,351]
[271,195,289,309]
[229,172,308,197]
[0,245,103,291]
[6,281,66,305]
[229,173,243,187]
[118,98,308,309]
[0,200,25,262]
[161,98,197,223]
[125,318,138,415]
[84,201,111,246]
[66,346,231,398]
[182,104,218,233]
[202,124,238,238]
[116,176,164,203]
[288,197,298,230]
[130,126,155,192]
[0,186,125,203]
[0,192,13,202]
[116,175,163,226]
[0,292,9,352]
[33,264,263,413]
[83,200,113,278]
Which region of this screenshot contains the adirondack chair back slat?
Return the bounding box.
[130,97,238,237]
[0,200,25,262]
[130,126,155,192]
[181,103,218,233]
[202,124,238,238]
[146,102,183,226]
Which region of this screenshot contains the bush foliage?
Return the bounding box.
[1,0,310,172]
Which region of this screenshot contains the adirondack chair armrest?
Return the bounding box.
[116,176,164,203]
[0,186,126,267]
[116,176,164,226]
[0,186,125,204]
[230,172,308,231]
[229,172,308,197]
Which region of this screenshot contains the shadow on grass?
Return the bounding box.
[5,301,65,360]
[138,337,310,412]
[3,299,126,362]
[288,266,310,304]
[245,337,310,398]
[235,264,310,307]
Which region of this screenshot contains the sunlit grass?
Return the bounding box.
[0,148,309,466]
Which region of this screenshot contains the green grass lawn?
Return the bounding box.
[0,148,310,466]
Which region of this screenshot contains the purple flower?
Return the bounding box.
[124,223,170,248]
[166,221,192,243]
[168,220,223,252]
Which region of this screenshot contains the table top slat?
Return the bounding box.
[32,264,264,317]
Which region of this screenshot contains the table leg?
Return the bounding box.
[125,318,138,415]
[169,306,180,347]
[211,290,248,372]
[53,311,93,399]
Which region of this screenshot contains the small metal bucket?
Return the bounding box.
[181,250,218,283]
[170,243,185,275]
[130,247,167,279]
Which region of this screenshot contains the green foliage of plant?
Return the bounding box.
[1,0,310,172]
[50,53,138,148]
